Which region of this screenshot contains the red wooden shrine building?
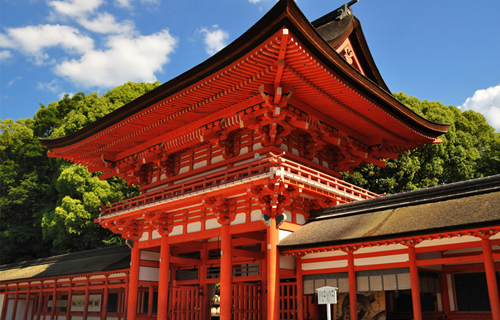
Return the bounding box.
[2,0,499,319]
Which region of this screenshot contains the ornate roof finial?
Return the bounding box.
[336,0,359,20]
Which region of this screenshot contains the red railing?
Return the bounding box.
[99,152,379,217]
[276,156,379,200]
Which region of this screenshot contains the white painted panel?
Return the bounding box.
[279,230,292,241]
[169,225,183,236]
[280,255,295,270]
[370,276,383,291]
[179,166,189,174]
[296,214,306,225]
[0,294,4,318]
[141,251,160,261]
[151,176,157,183]
[302,260,347,271]
[355,244,407,254]
[240,147,249,155]
[322,161,329,168]
[5,298,13,320]
[491,232,500,240]
[206,218,221,230]
[416,235,479,248]
[338,278,349,293]
[73,317,84,320]
[193,160,207,170]
[187,221,201,233]
[14,299,25,319]
[253,143,263,151]
[355,254,408,266]
[139,266,159,282]
[211,155,224,164]
[152,230,161,239]
[280,144,288,151]
[326,278,338,288]
[139,232,149,241]
[251,209,262,222]
[397,273,411,290]
[383,274,397,291]
[302,250,346,260]
[284,210,292,222]
[232,213,246,225]
[312,157,319,164]
[357,276,369,291]
[304,280,314,294]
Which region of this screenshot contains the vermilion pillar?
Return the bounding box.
[408,245,422,320]
[11,286,19,320]
[101,276,109,320]
[127,244,140,320]
[50,282,57,320]
[157,236,170,320]
[220,224,232,320]
[83,277,90,320]
[22,284,30,320]
[267,217,279,320]
[481,238,500,320]
[439,272,450,315]
[66,279,73,320]
[1,292,8,320]
[296,257,304,320]
[347,250,358,320]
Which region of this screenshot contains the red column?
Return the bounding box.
[36,284,43,320]
[439,272,450,315]
[127,244,140,320]
[22,284,30,320]
[347,250,358,320]
[11,285,19,320]
[157,236,170,320]
[101,276,109,320]
[267,217,279,320]
[147,285,154,317]
[50,281,57,320]
[0,292,8,320]
[220,224,232,320]
[66,279,73,320]
[295,257,304,320]
[408,245,422,320]
[200,241,208,320]
[83,277,90,320]
[482,238,500,320]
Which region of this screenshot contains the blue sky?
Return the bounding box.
[1,0,500,131]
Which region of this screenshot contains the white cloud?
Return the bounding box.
[114,0,132,8]
[0,50,12,61]
[54,29,177,88]
[8,76,22,87]
[48,0,104,18]
[77,12,135,34]
[37,79,60,93]
[0,24,94,65]
[460,84,500,132]
[197,25,229,56]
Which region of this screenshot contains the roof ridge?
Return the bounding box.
[311,174,500,221]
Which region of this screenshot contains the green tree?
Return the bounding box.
[1,82,160,264]
[343,92,500,194]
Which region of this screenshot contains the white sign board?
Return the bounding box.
[316,286,338,320]
[316,286,337,305]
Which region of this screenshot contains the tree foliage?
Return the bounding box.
[343,92,500,194]
[1,82,160,264]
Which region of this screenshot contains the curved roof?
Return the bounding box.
[40,0,449,172]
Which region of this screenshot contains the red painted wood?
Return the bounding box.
[220,224,232,320]
[408,246,422,320]
[347,251,358,320]
[482,238,500,320]
[157,236,170,320]
[267,217,279,320]
[127,245,140,320]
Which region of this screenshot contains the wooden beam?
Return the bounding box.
[232,248,264,260]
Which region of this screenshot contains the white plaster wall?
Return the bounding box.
[141,250,160,261]
[169,225,183,236]
[232,213,246,225]
[280,255,295,270]
[416,235,479,248]
[139,266,159,282]
[187,221,202,233]
[193,160,207,170]
[206,218,221,230]
[211,155,224,164]
[302,250,346,260]
[295,214,306,225]
[355,254,408,266]
[250,209,262,222]
[302,260,347,270]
